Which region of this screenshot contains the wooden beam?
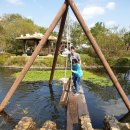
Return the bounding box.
[67,92,78,130]
[77,86,89,117]
[49,3,68,85]
[78,86,94,130]
[60,78,71,106]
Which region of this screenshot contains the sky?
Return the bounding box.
[0,0,130,29]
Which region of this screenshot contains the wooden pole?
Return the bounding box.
[49,3,68,85]
[67,0,130,110]
[0,1,67,112]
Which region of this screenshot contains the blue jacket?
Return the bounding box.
[72,63,83,77]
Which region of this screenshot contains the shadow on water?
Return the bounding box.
[119,111,130,123]
[0,67,130,129]
[0,111,16,129]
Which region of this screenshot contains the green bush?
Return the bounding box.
[77,48,97,58]
[5,56,27,66]
[0,53,12,65]
[40,57,53,67]
[57,56,66,67]
[114,57,130,66]
[33,58,46,67]
[80,54,95,66]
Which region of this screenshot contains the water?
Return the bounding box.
[0,67,130,129]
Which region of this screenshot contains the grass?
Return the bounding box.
[12,70,113,87]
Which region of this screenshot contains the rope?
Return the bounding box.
[63,8,74,92]
[64,7,70,79]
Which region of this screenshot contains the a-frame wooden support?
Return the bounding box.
[0,0,130,112]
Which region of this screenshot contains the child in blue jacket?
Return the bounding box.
[71,59,83,94]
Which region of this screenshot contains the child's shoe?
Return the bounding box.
[75,92,79,96]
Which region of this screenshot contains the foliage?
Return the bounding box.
[12,70,113,87]
[80,54,95,66]
[0,53,12,65]
[5,56,27,66]
[71,21,88,46]
[0,14,47,54]
[114,57,130,66]
[123,31,130,44]
[90,22,109,38]
[89,22,127,60]
[4,55,66,67]
[57,56,66,66]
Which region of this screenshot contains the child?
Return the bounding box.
[71,58,83,95]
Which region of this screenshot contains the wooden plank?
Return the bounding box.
[66,81,94,130]
[59,78,71,106]
[77,85,94,130]
[59,91,68,106]
[77,86,89,117]
[80,115,94,130]
[67,92,79,130]
[68,92,78,124]
[67,93,73,130]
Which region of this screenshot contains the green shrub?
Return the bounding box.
[80,54,95,66]
[33,56,66,67]
[107,57,117,66]
[0,53,12,65]
[57,56,66,67]
[114,57,130,66]
[40,57,53,67]
[33,59,46,67]
[5,56,27,66]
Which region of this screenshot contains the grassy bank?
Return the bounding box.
[12,70,113,87]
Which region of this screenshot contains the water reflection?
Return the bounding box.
[84,81,119,101]
[124,70,130,81]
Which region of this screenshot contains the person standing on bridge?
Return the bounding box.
[68,46,81,64]
[71,58,83,95]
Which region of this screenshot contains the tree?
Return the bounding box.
[123,31,130,44]
[71,21,88,46]
[0,14,47,54]
[90,22,108,38]
[88,22,126,59]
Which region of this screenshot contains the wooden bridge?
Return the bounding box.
[60,78,94,130]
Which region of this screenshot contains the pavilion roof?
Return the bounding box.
[16,33,57,41]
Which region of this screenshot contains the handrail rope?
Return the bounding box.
[64,8,73,91]
[64,7,70,79]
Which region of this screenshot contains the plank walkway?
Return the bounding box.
[67,86,94,130]
[60,80,94,130]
